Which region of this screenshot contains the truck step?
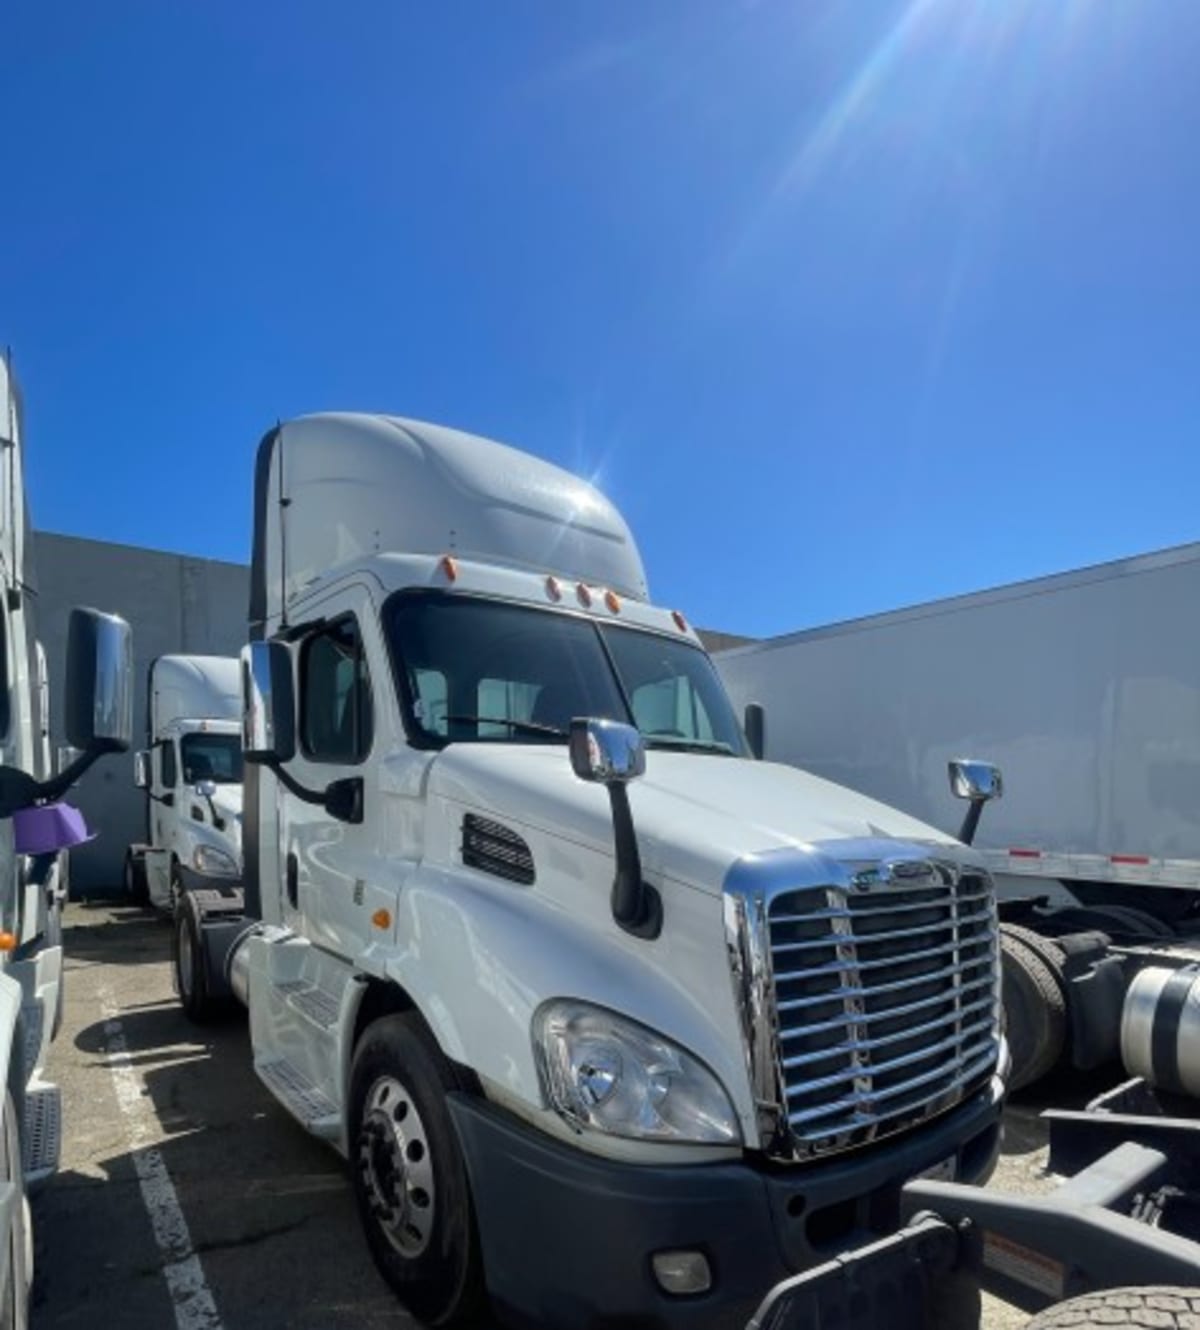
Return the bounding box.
[256,1058,339,1139]
[23,1082,61,1187]
[275,980,340,1031]
[21,1003,45,1076]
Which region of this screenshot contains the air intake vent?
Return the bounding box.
[462,814,535,885]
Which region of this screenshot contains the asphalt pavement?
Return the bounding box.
[30,899,1045,1330]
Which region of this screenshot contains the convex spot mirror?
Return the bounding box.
[196,779,217,798]
[65,608,133,753]
[242,641,296,764]
[569,719,646,785]
[949,759,1003,803]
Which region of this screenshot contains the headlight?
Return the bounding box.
[533,1000,740,1146]
[193,845,238,877]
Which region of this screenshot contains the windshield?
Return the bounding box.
[386,593,746,755]
[180,732,243,785]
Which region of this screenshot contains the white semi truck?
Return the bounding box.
[127,654,242,913]
[0,352,134,1322]
[716,542,1200,1090]
[176,413,1007,1329]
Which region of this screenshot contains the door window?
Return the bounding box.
[159,739,177,788]
[300,617,374,764]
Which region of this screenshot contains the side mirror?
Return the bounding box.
[133,750,150,789]
[64,608,133,753]
[569,719,659,939]
[196,779,217,798]
[949,760,1003,803]
[242,641,296,764]
[744,703,766,761]
[569,719,646,785]
[949,759,1003,846]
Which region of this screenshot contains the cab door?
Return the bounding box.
[144,739,177,905]
[279,590,395,960]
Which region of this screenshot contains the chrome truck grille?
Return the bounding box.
[725,840,1001,1161]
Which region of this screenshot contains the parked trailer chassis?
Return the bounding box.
[750,1080,1200,1329]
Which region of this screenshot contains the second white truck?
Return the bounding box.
[127,654,242,912]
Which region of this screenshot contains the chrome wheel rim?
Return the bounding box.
[357,1075,435,1258]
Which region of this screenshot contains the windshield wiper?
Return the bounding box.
[441,715,568,738]
[644,735,736,755]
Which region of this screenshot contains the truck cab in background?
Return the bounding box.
[179,413,1007,1330]
[127,655,242,912]
[0,351,134,1323]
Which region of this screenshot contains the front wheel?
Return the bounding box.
[349,1015,486,1328]
[1026,1288,1200,1329]
[172,904,226,1024]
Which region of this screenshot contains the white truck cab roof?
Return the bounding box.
[149,655,241,735]
[251,414,649,634]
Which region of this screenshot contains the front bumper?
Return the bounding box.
[447,1076,1003,1330]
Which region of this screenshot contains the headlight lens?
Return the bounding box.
[193,845,238,877]
[533,1000,740,1145]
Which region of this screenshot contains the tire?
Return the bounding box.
[1026,1287,1200,1328]
[349,1015,486,1328]
[1084,905,1176,942]
[1000,932,1066,1092]
[1002,924,1068,986]
[172,903,225,1024]
[123,850,149,906]
[0,1091,29,1330]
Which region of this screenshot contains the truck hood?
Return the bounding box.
[428,746,962,896]
[206,785,243,851]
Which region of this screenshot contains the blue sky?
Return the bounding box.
[4,1,1198,638]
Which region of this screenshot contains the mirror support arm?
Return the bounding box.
[202,793,225,832]
[0,744,109,819]
[958,800,985,846]
[607,783,662,940]
[258,757,363,825]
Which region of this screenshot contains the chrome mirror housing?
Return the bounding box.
[133,750,150,790]
[64,608,134,753]
[241,641,296,764]
[569,719,646,785]
[949,759,1003,803]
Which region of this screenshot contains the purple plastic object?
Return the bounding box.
[13,802,94,855]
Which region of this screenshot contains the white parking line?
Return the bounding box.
[99,989,224,1330]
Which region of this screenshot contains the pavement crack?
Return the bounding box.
[191,1214,313,1257]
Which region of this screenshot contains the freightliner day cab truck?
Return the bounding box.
[126,654,242,912]
[716,544,1200,1092]
[0,353,134,1322]
[175,414,1008,1329]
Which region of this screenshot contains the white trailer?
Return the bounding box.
[177,413,1007,1330]
[127,655,242,913]
[717,542,1200,902]
[0,352,134,1321]
[716,542,1200,1088]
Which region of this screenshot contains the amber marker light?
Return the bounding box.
[440,555,459,581]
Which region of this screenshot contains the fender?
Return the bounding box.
[381,861,757,1143]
